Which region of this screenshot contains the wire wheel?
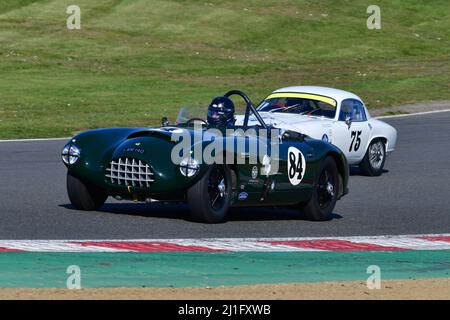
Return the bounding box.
[208,166,228,211]
[369,140,385,170]
[360,139,386,176]
[316,168,335,209]
[187,164,232,223]
[302,157,339,221]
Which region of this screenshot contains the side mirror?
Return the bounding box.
[345,115,352,128]
[161,117,169,126]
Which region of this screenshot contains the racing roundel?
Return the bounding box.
[287,147,306,186]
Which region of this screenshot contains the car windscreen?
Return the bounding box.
[257,95,337,119]
[175,106,206,124]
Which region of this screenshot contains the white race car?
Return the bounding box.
[236,86,397,176]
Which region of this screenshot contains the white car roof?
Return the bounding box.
[272,86,363,104]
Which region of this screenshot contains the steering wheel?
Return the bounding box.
[186,118,207,126]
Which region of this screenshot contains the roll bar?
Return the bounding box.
[224,90,267,129]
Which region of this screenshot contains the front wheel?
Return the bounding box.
[302,157,339,221]
[359,139,386,176]
[187,164,232,223]
[67,172,108,210]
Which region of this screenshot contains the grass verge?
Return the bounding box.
[0,0,449,138]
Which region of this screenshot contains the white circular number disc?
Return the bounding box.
[287,146,306,186]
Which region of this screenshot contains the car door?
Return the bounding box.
[332,99,370,163]
[234,129,314,205]
[264,135,316,205]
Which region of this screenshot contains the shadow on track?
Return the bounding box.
[60,203,343,223]
[349,166,389,176]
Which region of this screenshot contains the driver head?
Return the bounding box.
[207,96,235,126]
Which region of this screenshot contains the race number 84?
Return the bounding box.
[287,147,306,186]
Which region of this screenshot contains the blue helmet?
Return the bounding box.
[207,96,235,126]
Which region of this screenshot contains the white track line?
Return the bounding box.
[0,233,449,252]
[1,232,447,242]
[0,137,70,143]
[375,108,450,119]
[1,109,449,143]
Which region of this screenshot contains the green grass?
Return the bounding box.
[1,250,449,288]
[0,0,449,138]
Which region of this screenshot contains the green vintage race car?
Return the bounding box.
[62,90,349,223]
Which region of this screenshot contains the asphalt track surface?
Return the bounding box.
[0,112,449,239]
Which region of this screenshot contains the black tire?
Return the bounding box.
[67,172,108,211]
[303,157,339,221]
[187,164,232,223]
[359,139,386,176]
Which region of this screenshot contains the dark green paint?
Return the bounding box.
[63,121,348,206]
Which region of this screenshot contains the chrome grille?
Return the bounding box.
[105,158,154,188]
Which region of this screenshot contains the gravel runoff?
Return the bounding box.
[370,100,450,116]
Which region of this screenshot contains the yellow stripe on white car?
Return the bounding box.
[267,92,337,107]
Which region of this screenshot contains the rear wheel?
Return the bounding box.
[67,172,108,210]
[302,157,339,221]
[359,139,386,176]
[187,164,231,223]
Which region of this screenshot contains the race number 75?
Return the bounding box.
[349,130,362,152]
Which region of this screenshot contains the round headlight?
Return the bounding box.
[179,157,200,177]
[62,144,80,165]
[62,145,70,164]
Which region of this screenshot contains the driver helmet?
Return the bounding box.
[207,96,235,126]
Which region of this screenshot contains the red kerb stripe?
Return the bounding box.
[420,236,450,243]
[263,240,406,251]
[0,247,23,252]
[69,241,225,252]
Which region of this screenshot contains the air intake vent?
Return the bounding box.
[105,158,154,188]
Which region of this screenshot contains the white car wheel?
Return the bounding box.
[359,139,386,176]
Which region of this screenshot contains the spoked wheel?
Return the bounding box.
[208,166,227,211]
[302,157,339,221]
[187,164,231,223]
[359,139,386,176]
[317,168,335,209]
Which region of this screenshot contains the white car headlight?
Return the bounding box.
[179,157,200,177]
[62,144,80,165]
